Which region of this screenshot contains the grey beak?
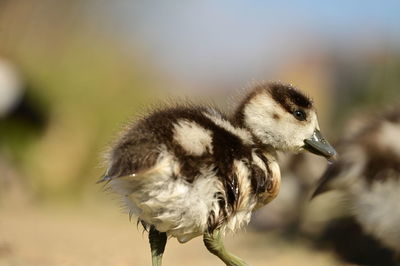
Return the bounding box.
[304,129,337,161]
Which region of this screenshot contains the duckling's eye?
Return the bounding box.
[293,110,307,121]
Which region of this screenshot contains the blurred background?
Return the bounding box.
[1,1,400,265]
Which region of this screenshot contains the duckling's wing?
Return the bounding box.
[98,137,162,184]
[98,146,176,196]
[98,162,166,195]
[97,167,145,194]
[98,173,138,194]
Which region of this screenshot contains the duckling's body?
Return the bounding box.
[107,106,280,243]
[314,109,400,254]
[102,82,336,266]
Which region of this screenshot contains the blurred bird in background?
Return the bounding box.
[313,107,400,264]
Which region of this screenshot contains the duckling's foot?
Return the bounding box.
[149,225,167,266]
[203,230,249,266]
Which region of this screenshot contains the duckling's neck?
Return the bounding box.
[229,106,265,148]
[231,102,246,128]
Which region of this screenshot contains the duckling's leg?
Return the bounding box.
[203,230,248,266]
[149,225,167,266]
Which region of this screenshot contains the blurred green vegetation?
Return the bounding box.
[1,0,400,204]
[332,52,400,132]
[0,0,171,201]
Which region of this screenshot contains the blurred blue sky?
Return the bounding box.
[90,1,400,87]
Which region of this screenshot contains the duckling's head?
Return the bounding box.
[235,82,336,160]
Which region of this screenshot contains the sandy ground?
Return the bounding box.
[0,202,340,266]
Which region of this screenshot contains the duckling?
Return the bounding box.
[313,108,400,258]
[100,82,336,266]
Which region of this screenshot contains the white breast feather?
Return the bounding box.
[223,159,257,234]
[109,148,224,243]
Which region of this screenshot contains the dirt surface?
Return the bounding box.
[0,203,340,266]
